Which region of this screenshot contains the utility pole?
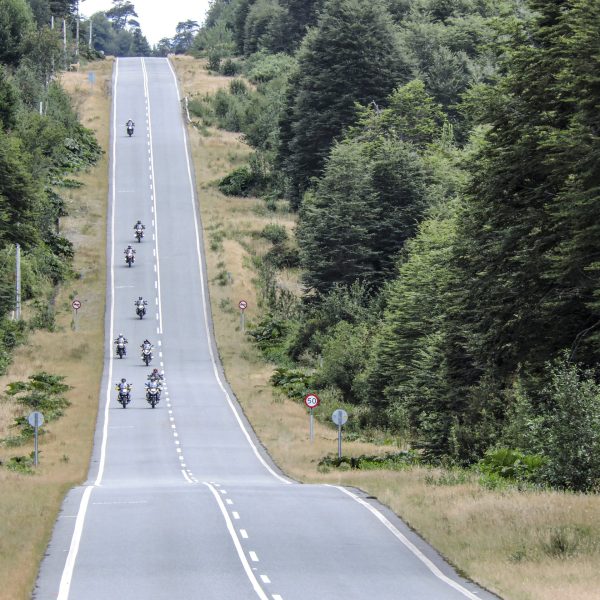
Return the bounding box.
[63,18,67,67]
[89,18,93,48]
[15,243,21,320]
[75,0,80,57]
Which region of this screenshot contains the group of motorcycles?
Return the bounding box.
[115,119,164,409]
[115,368,163,409]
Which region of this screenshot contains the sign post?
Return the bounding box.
[71,299,81,331]
[332,409,348,459]
[304,393,320,442]
[28,411,44,466]
[238,300,247,333]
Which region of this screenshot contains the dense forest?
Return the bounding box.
[0,0,101,368]
[189,0,600,492]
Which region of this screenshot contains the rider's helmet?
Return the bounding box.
[127,244,132,249]
[137,220,141,224]
[121,378,126,383]
[118,332,123,337]
[138,296,143,301]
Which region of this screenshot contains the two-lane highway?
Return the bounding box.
[34,58,497,600]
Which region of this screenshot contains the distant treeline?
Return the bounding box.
[191,0,600,492]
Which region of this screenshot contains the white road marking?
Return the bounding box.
[330,486,481,599]
[142,57,163,334]
[178,456,184,461]
[220,489,227,495]
[249,551,259,562]
[232,512,240,520]
[226,499,233,505]
[260,575,270,584]
[165,57,291,486]
[240,529,248,539]
[92,500,147,506]
[181,469,194,484]
[273,595,283,600]
[204,483,269,600]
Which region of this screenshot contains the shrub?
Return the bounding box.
[260,223,288,245]
[539,358,600,491]
[477,448,545,482]
[263,244,300,269]
[220,58,241,76]
[270,366,313,398]
[229,78,248,96]
[219,166,263,197]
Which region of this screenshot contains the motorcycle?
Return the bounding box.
[145,383,161,408]
[135,302,146,319]
[141,346,153,366]
[126,122,134,137]
[134,227,144,242]
[125,250,135,267]
[116,340,127,358]
[116,385,131,408]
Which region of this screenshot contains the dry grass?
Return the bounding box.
[171,55,600,600]
[0,58,112,600]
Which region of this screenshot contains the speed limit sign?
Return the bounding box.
[304,393,320,409]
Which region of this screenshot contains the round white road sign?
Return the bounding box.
[239,300,248,310]
[28,411,44,427]
[72,300,81,310]
[304,393,320,409]
[332,409,348,426]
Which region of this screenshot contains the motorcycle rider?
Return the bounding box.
[115,377,131,395]
[141,338,153,352]
[145,378,161,399]
[114,333,128,355]
[135,296,147,314]
[148,367,163,382]
[134,220,145,239]
[126,118,134,130]
[124,245,136,261]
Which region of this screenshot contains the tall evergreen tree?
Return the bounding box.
[450,0,600,384]
[278,0,410,208]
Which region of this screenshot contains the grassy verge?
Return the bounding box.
[172,54,600,600]
[0,59,112,600]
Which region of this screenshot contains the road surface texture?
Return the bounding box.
[34,58,498,600]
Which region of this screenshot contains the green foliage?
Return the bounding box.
[260,223,288,245]
[477,448,545,482]
[298,138,429,294]
[245,51,296,84]
[318,450,419,471]
[0,0,35,66]
[219,166,265,197]
[6,371,71,420]
[6,453,35,474]
[270,365,313,398]
[314,320,371,402]
[220,58,241,76]
[279,0,410,206]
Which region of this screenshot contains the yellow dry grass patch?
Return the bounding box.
[0,58,112,600]
[172,55,600,600]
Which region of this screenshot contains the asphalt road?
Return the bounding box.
[34,58,498,600]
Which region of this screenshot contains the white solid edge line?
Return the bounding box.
[328,485,480,600]
[56,485,94,599]
[141,57,164,334]
[165,58,290,485]
[204,482,269,600]
[181,469,194,484]
[57,56,121,600]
